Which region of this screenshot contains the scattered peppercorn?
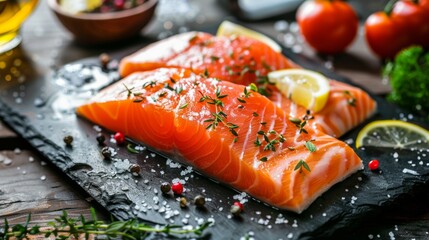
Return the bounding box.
[368,159,379,171]
[160,182,171,194]
[194,195,206,208]
[96,133,106,145]
[172,182,184,195]
[230,204,242,217]
[99,53,110,68]
[63,135,73,146]
[233,201,244,212]
[129,164,141,176]
[114,132,125,145]
[101,146,112,159]
[179,197,188,208]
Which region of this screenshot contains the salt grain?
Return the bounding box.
[388,231,395,240]
[402,168,419,175]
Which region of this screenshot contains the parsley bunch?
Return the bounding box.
[385,46,429,115]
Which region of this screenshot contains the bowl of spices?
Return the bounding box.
[47,0,158,45]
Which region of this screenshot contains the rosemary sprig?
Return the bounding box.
[0,208,211,240]
[142,80,157,89]
[123,84,144,102]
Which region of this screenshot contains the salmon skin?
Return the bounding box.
[119,32,377,137]
[77,68,363,213]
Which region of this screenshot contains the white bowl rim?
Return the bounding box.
[47,0,158,20]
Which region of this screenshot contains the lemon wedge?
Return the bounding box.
[356,120,429,149]
[216,20,282,53]
[268,69,330,112]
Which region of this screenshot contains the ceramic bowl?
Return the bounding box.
[47,0,158,45]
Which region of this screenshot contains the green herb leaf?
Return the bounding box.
[179,103,188,109]
[210,55,220,62]
[305,141,317,152]
[294,159,311,172]
[249,83,258,92]
[259,157,268,162]
[127,144,140,154]
[289,117,302,124]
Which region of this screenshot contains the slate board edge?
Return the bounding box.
[0,99,142,222]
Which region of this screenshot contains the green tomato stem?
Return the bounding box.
[384,0,398,16]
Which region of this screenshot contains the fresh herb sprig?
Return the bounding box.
[294,159,311,173]
[200,87,240,138]
[343,90,356,107]
[0,208,211,240]
[289,117,308,134]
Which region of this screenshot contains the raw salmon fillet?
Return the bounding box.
[119,32,377,137]
[77,68,363,213]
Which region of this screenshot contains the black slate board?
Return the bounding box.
[1,40,429,240]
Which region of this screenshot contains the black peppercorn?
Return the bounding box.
[230,204,241,217]
[96,133,106,145]
[160,182,171,194]
[63,135,73,146]
[99,53,110,68]
[101,146,112,159]
[129,164,141,175]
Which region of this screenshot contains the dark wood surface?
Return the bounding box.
[1,1,428,239]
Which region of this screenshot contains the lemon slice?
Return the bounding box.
[217,20,282,53]
[356,120,429,149]
[268,69,330,112]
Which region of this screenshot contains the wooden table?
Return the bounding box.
[1,1,428,239]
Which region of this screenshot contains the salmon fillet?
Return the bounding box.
[119,32,377,137]
[77,68,363,213]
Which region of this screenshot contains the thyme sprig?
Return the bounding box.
[343,90,356,107]
[289,117,308,134]
[200,87,239,137]
[255,130,286,152]
[0,208,211,240]
[305,140,317,152]
[289,111,314,134]
[294,159,311,173]
[123,84,144,102]
[237,83,258,103]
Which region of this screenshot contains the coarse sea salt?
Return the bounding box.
[402,168,419,175]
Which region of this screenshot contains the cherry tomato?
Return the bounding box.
[365,12,410,59]
[418,0,429,11]
[391,0,429,48]
[365,0,429,59]
[296,0,358,54]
